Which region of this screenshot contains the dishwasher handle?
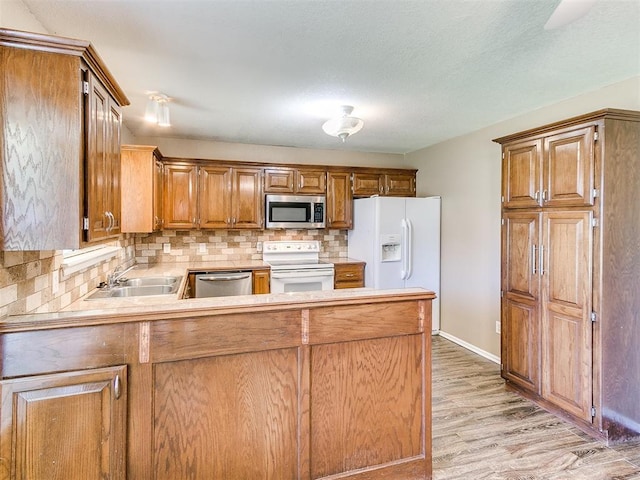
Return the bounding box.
[198,273,251,281]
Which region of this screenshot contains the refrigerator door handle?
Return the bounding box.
[401,218,408,280]
[406,218,413,280]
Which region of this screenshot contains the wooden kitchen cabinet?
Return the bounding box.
[163,162,263,230]
[121,145,164,232]
[352,171,416,197]
[0,366,127,480]
[264,167,326,194]
[0,28,129,249]
[502,125,595,209]
[496,109,640,441]
[163,162,198,229]
[326,171,353,229]
[252,269,270,294]
[334,262,365,289]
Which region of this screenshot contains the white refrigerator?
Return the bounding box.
[347,196,441,332]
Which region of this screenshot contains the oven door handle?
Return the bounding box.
[271,270,334,279]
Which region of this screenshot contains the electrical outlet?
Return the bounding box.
[198,243,207,254]
[496,321,501,334]
[257,241,263,253]
[163,243,171,254]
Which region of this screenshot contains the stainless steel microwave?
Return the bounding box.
[265,194,326,229]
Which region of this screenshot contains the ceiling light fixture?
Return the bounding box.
[322,105,364,142]
[144,93,171,127]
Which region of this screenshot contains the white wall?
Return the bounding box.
[131,135,405,168]
[406,76,640,359]
[1,0,47,32]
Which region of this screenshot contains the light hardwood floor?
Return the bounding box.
[432,336,640,480]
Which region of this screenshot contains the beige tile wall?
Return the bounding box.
[0,229,347,318]
[0,237,134,318]
[134,229,348,263]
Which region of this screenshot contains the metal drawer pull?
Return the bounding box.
[198,274,251,281]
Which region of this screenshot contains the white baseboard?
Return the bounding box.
[437,331,501,364]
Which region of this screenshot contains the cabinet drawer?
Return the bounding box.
[334,263,365,289]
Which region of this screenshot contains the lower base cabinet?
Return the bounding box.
[0,292,434,480]
[0,366,127,480]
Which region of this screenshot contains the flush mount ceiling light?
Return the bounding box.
[144,93,171,127]
[322,105,364,142]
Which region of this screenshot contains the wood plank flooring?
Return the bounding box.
[432,336,640,480]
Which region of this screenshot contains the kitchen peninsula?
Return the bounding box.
[0,286,434,480]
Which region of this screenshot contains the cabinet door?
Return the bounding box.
[85,73,111,241]
[296,169,326,194]
[501,211,541,393]
[264,168,294,193]
[252,269,270,294]
[0,366,127,480]
[107,101,122,236]
[352,172,382,197]
[199,165,232,229]
[384,173,415,196]
[502,139,542,209]
[231,168,263,229]
[154,158,164,230]
[163,163,198,229]
[543,125,595,207]
[541,211,593,421]
[327,171,353,229]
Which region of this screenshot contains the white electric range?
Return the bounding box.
[262,241,334,293]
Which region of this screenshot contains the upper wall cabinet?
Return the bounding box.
[264,167,326,194]
[121,145,164,233]
[0,28,129,250]
[501,124,596,209]
[352,171,417,197]
[163,161,263,230]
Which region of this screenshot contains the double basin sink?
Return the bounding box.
[87,276,182,300]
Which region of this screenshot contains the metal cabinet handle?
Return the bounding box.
[534,191,539,202]
[114,374,122,400]
[532,245,537,275]
[542,190,548,202]
[345,273,355,277]
[540,245,545,275]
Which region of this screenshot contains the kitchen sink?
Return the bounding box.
[119,276,181,287]
[86,276,182,300]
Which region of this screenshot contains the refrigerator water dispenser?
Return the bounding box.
[380,234,401,262]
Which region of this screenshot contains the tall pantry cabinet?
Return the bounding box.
[495,109,640,442]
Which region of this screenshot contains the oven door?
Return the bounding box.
[270,268,334,293]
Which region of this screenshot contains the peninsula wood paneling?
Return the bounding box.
[150,310,301,362]
[308,301,421,344]
[153,348,299,480]
[0,325,126,378]
[310,334,426,478]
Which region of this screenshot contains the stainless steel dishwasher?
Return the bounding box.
[194,271,253,298]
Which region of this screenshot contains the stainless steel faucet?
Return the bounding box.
[106,264,136,288]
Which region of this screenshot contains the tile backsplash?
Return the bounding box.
[0,229,347,317]
[134,229,348,264]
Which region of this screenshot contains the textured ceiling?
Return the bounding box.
[20,0,640,154]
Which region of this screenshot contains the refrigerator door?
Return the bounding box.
[405,196,441,331]
[373,197,406,290]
